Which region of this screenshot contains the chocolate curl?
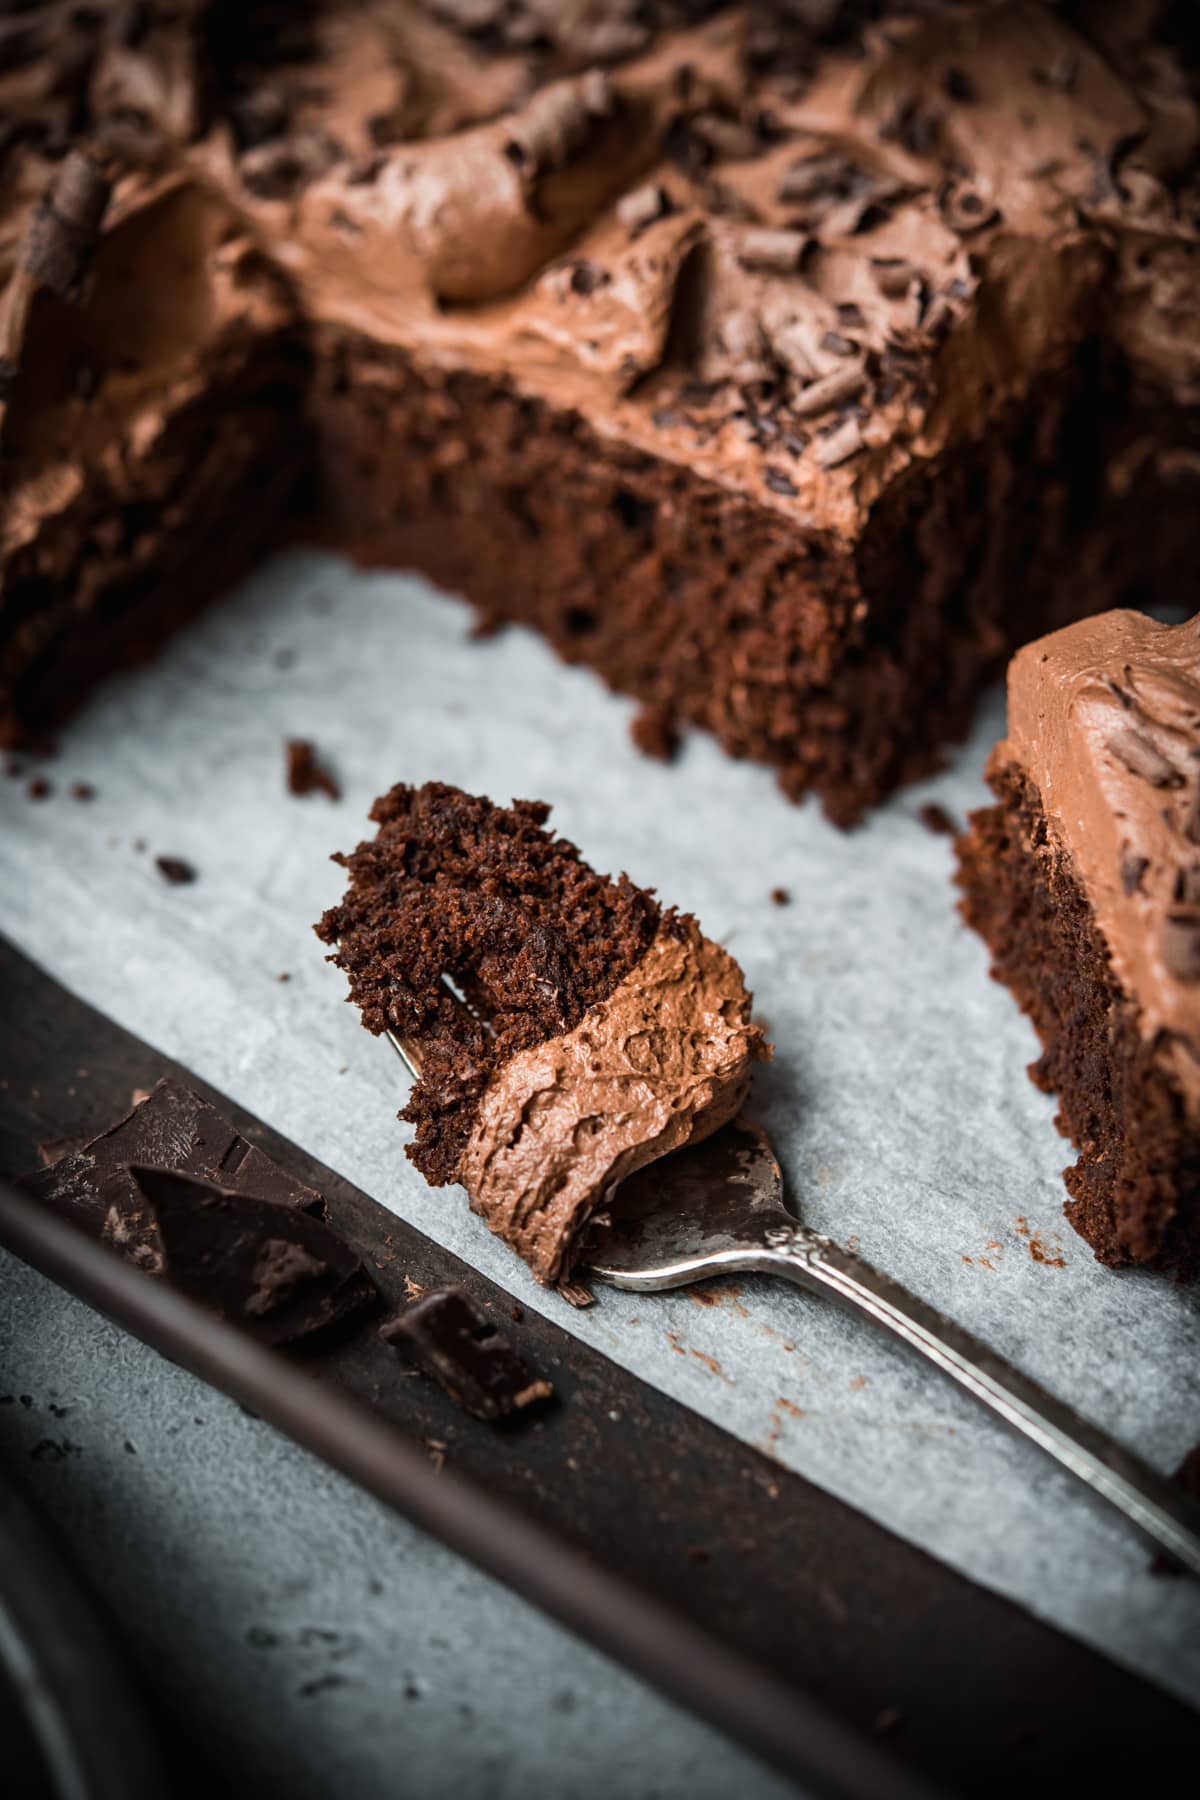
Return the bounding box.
[737,227,810,273]
[24,151,113,298]
[504,70,614,177]
[0,152,111,430]
[815,415,866,469]
[790,362,866,419]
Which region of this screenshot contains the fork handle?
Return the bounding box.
[753,1223,1200,1579]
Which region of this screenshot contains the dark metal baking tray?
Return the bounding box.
[2,934,1198,1799]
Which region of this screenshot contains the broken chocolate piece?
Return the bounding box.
[380,1287,553,1421]
[129,1166,377,1346]
[19,1076,325,1277]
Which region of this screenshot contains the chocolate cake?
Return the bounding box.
[957,611,1200,1277]
[317,781,767,1283]
[2,3,1199,821]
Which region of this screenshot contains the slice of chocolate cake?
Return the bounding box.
[957,612,1200,1277]
[2,4,1199,820]
[316,781,768,1285]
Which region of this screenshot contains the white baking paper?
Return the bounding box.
[2,550,1197,1706]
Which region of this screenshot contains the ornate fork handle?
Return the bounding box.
[757,1223,1200,1579]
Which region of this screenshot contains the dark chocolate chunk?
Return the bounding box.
[155,855,196,884]
[380,1288,553,1421]
[19,1077,326,1277]
[765,466,798,497]
[286,738,341,800]
[129,1167,377,1347]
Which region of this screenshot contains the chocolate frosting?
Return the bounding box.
[999,609,1200,1106]
[3,2,1198,571]
[458,916,769,1285]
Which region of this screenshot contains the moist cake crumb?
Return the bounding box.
[918,802,959,837]
[630,705,680,764]
[287,738,341,800]
[155,855,196,885]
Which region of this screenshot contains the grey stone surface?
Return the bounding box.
[0,550,1197,1724]
[0,1253,802,1800]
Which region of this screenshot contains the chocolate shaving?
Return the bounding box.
[693,114,760,162]
[1107,729,1182,788]
[22,153,112,299]
[1162,913,1200,982]
[617,182,669,236]
[777,152,850,205]
[872,258,917,299]
[722,309,772,383]
[1174,866,1200,906]
[772,322,817,381]
[815,416,866,469]
[791,363,866,419]
[737,227,809,273]
[1120,850,1150,895]
[1182,784,1200,846]
[504,71,612,176]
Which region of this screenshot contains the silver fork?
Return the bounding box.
[386,1035,1200,1576]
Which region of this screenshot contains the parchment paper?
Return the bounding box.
[2,551,1197,1706]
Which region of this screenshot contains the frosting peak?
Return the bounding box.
[458,916,769,1285]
